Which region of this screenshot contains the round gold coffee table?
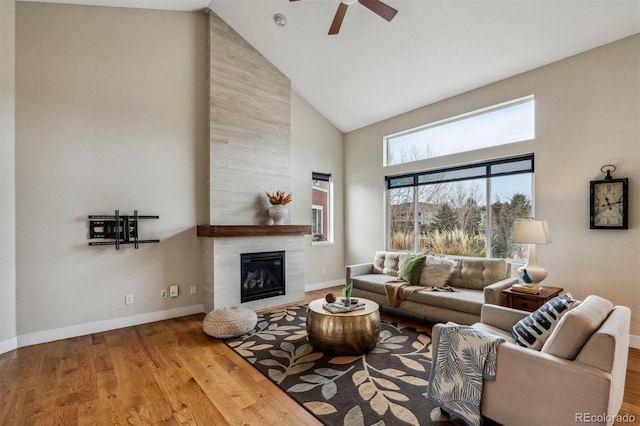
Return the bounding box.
[306,298,380,355]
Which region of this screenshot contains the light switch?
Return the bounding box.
[169,285,179,297]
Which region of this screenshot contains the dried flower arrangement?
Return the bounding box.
[265,191,292,206]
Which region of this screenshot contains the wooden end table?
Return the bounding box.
[502,286,563,312]
[306,298,380,355]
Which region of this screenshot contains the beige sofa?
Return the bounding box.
[433,297,631,425]
[347,251,518,324]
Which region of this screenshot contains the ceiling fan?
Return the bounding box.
[290,0,398,35]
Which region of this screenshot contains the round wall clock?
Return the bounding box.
[590,166,628,229]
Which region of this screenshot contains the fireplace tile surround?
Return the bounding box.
[201,13,311,312]
[200,228,309,312]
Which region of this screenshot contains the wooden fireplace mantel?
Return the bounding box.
[197,225,311,238]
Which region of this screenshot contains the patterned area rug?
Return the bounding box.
[225,305,464,426]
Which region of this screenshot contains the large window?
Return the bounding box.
[385,96,534,166]
[387,155,533,258]
[312,172,333,244]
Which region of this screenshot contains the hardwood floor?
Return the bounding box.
[1,286,639,425]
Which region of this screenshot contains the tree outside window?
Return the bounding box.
[388,157,532,259]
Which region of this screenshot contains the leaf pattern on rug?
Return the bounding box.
[261,341,324,384]
[226,305,464,426]
[226,340,273,361]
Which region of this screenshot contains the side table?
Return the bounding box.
[502,286,563,312]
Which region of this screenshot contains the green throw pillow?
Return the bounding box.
[398,254,426,285]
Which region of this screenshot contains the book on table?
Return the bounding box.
[323,300,365,313]
[511,284,539,294]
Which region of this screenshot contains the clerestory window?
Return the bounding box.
[385,96,535,166]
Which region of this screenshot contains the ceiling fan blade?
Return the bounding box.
[329,3,349,35]
[358,0,398,22]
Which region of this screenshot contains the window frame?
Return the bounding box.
[311,205,324,236]
[385,154,535,257]
[311,172,334,245]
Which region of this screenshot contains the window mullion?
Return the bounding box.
[485,177,492,257]
[413,187,419,252]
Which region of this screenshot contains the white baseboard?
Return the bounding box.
[305,279,344,292]
[6,304,640,351]
[16,304,204,349]
[0,336,18,355]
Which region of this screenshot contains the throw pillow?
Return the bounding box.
[511,293,577,350]
[398,253,426,286]
[418,255,457,287]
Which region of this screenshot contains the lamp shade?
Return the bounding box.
[512,219,552,244]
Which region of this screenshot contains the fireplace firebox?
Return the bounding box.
[241,251,285,303]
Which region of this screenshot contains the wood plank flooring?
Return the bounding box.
[1,286,639,425]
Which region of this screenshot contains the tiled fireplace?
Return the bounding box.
[199,13,308,312]
[199,226,307,311]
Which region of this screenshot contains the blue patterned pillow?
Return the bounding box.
[511,293,577,350]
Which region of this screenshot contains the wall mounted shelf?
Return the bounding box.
[88,210,159,250]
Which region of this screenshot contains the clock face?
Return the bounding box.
[591,179,628,229]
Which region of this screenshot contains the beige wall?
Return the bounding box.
[16,3,209,338]
[0,0,17,350]
[12,2,344,343]
[345,35,640,338]
[291,91,345,286]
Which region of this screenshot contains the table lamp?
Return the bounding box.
[512,219,552,287]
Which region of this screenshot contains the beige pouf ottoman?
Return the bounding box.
[203,306,258,339]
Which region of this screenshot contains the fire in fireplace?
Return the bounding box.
[241,251,285,303]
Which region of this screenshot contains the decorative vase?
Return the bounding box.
[268,204,288,225]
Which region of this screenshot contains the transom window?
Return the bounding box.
[385,96,535,166]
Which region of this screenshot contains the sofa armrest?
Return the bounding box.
[481,341,614,425]
[483,277,518,305]
[480,304,530,331]
[346,263,374,283]
[432,323,615,425]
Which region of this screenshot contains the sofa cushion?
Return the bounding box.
[541,295,613,360]
[405,287,485,315]
[351,274,396,294]
[472,323,517,344]
[398,253,426,285]
[372,251,405,276]
[511,293,577,350]
[419,255,457,287]
[447,256,509,290]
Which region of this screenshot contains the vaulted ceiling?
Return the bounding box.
[19,0,640,132]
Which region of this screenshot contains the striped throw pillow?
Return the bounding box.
[511,293,577,350]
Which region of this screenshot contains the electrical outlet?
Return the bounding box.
[190,286,197,295]
[169,284,179,298]
[160,289,167,299]
[125,294,133,305]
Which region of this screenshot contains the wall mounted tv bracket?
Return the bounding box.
[88,210,159,250]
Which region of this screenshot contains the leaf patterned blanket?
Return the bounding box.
[426,324,504,426]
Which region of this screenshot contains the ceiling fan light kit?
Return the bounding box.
[291,0,398,35]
